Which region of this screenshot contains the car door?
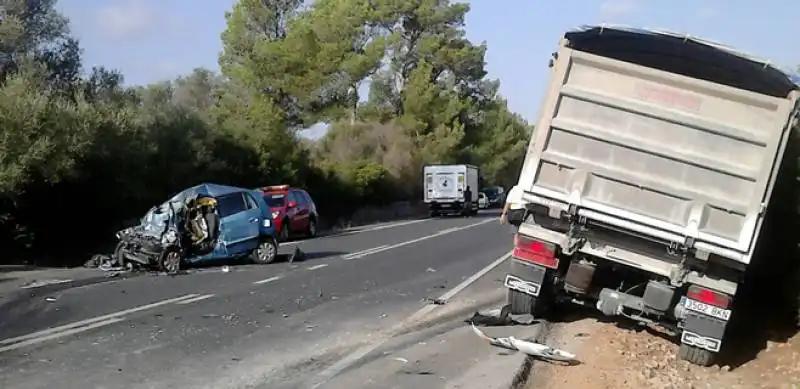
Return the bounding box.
[292,189,310,231]
[241,192,262,244]
[284,190,299,232]
[302,190,317,217]
[216,192,261,254]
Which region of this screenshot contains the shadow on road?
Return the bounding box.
[432,209,502,220]
[301,251,347,261]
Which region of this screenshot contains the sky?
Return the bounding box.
[57,0,799,135]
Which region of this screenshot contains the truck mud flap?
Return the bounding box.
[681,311,728,353]
[505,260,547,297]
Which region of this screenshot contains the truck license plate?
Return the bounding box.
[681,331,722,353]
[683,298,731,321]
[440,204,450,208]
[504,275,541,297]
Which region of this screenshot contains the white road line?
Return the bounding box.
[341,245,390,260]
[410,251,512,317]
[326,219,432,238]
[0,317,125,353]
[310,249,511,387]
[342,219,493,261]
[307,264,329,271]
[176,294,215,305]
[361,219,428,232]
[253,275,282,285]
[436,227,460,235]
[0,293,200,346]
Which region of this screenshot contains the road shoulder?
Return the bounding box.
[526,317,800,389]
[320,263,546,389]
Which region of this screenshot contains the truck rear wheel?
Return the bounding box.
[507,289,551,316]
[678,343,715,367]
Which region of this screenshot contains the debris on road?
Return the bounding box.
[221,265,231,273]
[465,304,537,326]
[422,297,447,305]
[471,324,577,363]
[45,297,57,302]
[84,253,134,279]
[287,246,306,263]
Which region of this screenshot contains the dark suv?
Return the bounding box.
[259,185,319,241]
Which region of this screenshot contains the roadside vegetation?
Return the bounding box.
[0,0,532,266]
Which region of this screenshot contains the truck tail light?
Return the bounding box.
[513,234,559,269]
[687,285,731,309]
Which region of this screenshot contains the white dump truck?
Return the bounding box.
[423,164,480,216]
[504,25,800,366]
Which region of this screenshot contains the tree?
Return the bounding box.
[0,0,532,266]
[0,0,81,91]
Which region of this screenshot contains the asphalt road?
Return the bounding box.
[0,210,514,389]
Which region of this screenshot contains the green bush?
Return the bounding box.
[0,0,532,266]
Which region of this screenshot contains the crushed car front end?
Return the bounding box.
[114,204,182,270]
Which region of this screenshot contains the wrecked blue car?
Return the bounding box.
[113,183,279,272]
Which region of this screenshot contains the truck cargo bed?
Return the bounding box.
[518,27,799,264]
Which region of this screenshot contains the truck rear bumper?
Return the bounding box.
[429,202,464,211]
[517,221,738,295]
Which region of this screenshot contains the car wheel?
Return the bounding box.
[158,246,182,274]
[252,238,278,264]
[280,219,290,242]
[507,289,552,316]
[306,218,317,238]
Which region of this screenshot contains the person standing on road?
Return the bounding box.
[500,184,525,228]
[463,186,473,214]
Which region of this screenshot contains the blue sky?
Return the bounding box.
[58,0,798,125]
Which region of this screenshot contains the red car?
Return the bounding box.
[259,185,319,241]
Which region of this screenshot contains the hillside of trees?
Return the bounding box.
[0,0,533,266]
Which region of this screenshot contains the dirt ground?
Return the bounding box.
[528,317,800,389]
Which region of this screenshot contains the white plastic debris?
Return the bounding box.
[221,265,231,273]
[470,324,577,362]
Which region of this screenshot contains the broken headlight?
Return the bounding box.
[271,211,280,219]
[161,229,178,244]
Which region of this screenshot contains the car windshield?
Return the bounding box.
[482,187,499,197]
[264,193,286,207]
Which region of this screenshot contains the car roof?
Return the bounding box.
[261,186,306,194]
[167,183,249,203]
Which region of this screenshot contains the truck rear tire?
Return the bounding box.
[678,343,715,367]
[507,289,550,316]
